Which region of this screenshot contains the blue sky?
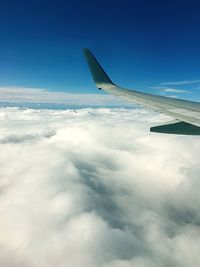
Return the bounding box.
[1,0,200,101]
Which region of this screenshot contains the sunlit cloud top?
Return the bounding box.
[0,107,200,267]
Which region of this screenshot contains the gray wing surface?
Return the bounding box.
[83,48,200,135]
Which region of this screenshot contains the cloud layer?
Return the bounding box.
[0,87,130,106]
[0,107,200,267]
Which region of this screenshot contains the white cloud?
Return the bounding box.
[161,88,189,93]
[0,87,130,106]
[160,80,200,86]
[150,86,190,94]
[0,107,200,267]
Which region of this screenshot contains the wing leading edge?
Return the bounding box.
[83,48,200,135]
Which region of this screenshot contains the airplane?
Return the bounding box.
[84,48,200,135]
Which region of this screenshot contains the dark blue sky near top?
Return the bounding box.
[1,0,200,99]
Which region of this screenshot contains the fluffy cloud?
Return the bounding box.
[0,107,200,267]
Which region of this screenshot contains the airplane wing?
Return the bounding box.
[83,48,200,135]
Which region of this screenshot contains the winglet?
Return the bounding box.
[83,49,114,89]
